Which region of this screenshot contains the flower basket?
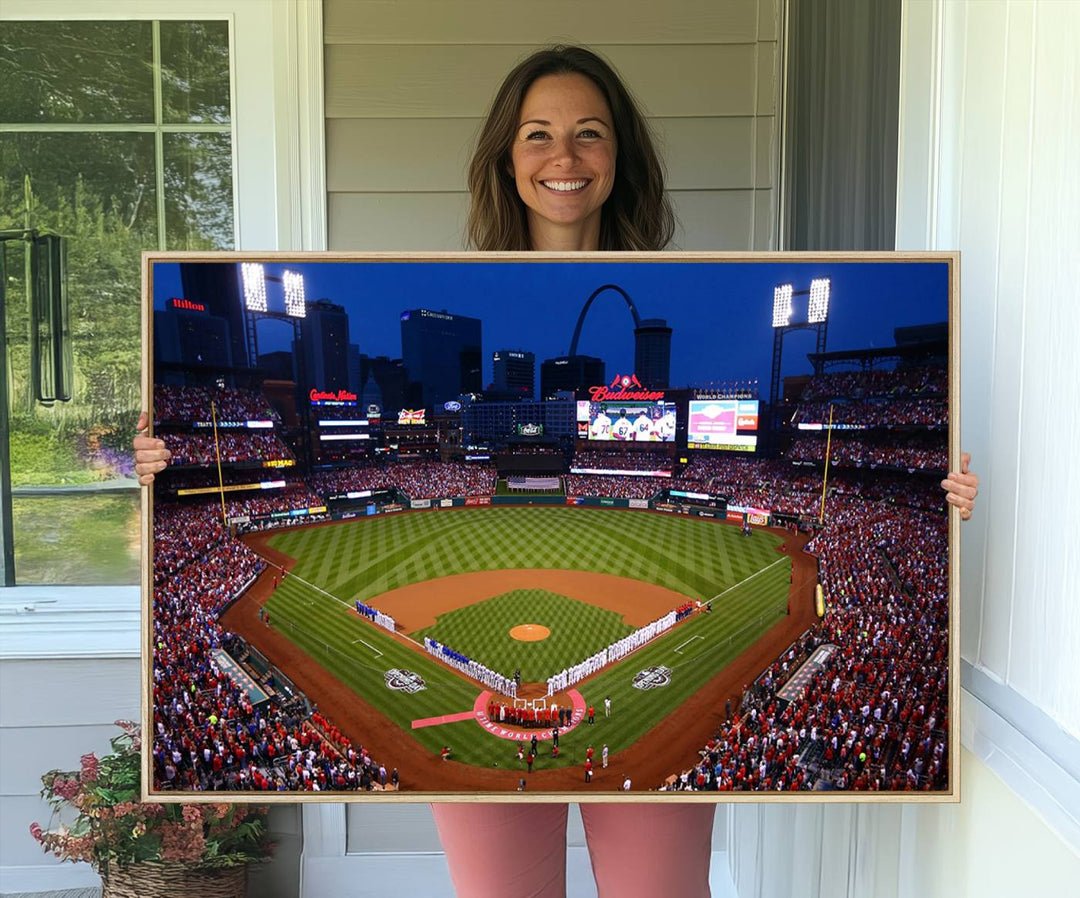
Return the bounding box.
[101,862,247,898]
[31,721,273,891]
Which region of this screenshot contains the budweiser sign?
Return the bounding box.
[588,373,664,402]
[310,388,357,403]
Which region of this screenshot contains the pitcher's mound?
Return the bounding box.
[509,624,550,642]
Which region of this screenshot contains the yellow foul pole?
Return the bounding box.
[211,399,227,528]
[818,403,834,525]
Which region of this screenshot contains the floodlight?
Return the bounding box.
[283,269,307,318]
[808,278,831,323]
[772,284,793,328]
[241,262,267,312]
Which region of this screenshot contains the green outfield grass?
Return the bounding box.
[262,507,792,774]
[414,589,635,682]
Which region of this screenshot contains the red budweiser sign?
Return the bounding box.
[588,373,665,402]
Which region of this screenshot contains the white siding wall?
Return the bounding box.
[324,0,782,251]
[727,1,1080,894]
[0,598,304,898]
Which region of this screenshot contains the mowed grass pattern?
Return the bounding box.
[262,508,792,774]
[414,589,635,682]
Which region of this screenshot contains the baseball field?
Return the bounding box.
[226,505,800,788]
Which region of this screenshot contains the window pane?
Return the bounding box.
[0,22,154,124]
[160,21,232,124]
[164,133,235,250]
[2,132,154,583]
[11,493,140,585]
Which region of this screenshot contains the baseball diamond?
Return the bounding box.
[226,505,797,779]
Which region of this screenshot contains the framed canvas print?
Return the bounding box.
[141,251,958,803]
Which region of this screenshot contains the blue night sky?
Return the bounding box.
[152,259,949,391]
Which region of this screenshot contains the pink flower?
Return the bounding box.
[52,777,80,801]
[80,753,100,782]
[160,821,206,863]
[29,822,44,843]
[181,805,201,824]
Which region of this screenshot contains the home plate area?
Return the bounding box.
[411,689,588,741]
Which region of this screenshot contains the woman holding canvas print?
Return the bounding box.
[136,46,979,898]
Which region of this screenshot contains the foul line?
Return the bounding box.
[702,556,789,608]
[350,637,383,658]
[674,635,704,654]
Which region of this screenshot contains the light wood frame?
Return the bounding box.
[141,250,960,804]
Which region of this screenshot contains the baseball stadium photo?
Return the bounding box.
[144,254,956,800]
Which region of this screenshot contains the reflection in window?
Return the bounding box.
[0,20,233,584]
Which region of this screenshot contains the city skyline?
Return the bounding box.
[152,259,950,399]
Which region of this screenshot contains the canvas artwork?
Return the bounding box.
[142,252,957,801]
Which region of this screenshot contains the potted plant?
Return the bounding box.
[30,720,273,898]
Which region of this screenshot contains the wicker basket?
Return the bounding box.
[101,862,247,898]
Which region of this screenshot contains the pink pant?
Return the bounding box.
[431,802,715,898]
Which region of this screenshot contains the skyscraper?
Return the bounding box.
[539,355,605,399]
[492,350,535,398]
[179,263,248,369]
[298,299,351,392]
[400,309,482,408]
[633,318,672,388]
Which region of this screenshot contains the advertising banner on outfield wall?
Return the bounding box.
[464,496,492,506]
[411,499,432,509]
[440,498,453,508]
[629,498,650,509]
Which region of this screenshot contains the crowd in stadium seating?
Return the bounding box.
[151,491,404,791]
[792,399,947,428]
[800,366,946,401]
[564,474,664,500]
[571,449,673,473]
[661,492,949,792]
[219,485,326,520]
[307,460,497,500]
[166,432,295,467]
[785,435,947,471]
[155,384,280,423]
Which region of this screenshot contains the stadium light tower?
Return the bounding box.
[768,278,832,451]
[240,263,310,369]
[808,278,830,324]
[772,284,793,328]
[283,269,307,319]
[241,262,268,312]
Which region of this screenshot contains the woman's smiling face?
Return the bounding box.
[509,72,617,249]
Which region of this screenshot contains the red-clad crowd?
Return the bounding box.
[792,399,947,428]
[152,482,403,791]
[785,435,947,471]
[800,366,946,401]
[308,460,497,500]
[662,490,949,792]
[154,384,280,423]
[166,432,295,467]
[571,449,673,473]
[564,474,664,500]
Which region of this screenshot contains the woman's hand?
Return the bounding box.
[941,451,979,521]
[134,411,171,486]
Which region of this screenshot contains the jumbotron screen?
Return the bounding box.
[576,400,677,442]
[687,399,759,451]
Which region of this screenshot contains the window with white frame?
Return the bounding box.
[0,19,234,584]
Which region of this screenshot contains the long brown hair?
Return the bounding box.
[467,46,675,252]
